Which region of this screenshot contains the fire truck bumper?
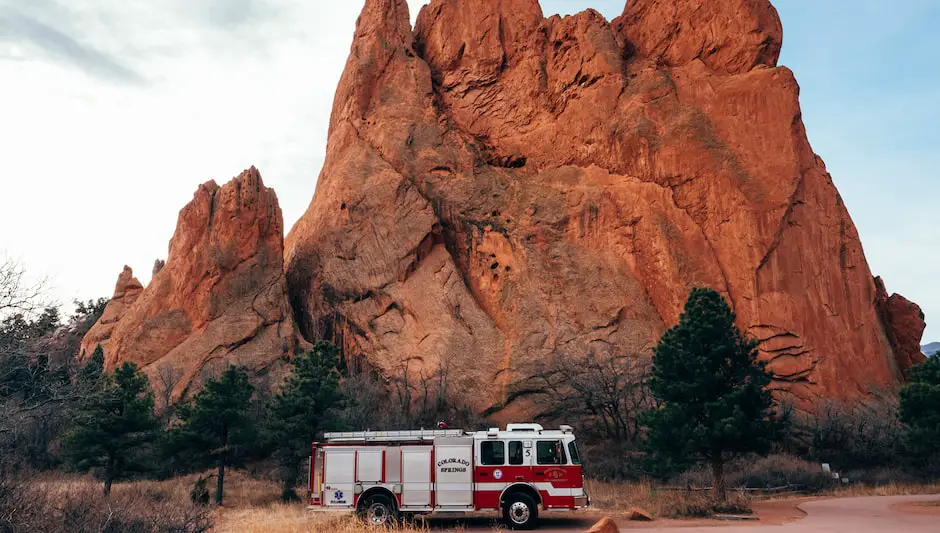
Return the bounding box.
[574,494,590,509]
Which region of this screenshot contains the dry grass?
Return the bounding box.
[24,470,939,531]
[4,471,212,532]
[820,480,940,498]
[213,506,437,533]
[584,479,751,518]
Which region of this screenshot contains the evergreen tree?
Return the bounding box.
[899,356,940,473]
[77,345,105,386]
[642,288,782,500]
[266,342,347,500]
[167,365,255,505]
[63,362,160,495]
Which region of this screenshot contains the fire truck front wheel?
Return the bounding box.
[357,493,398,526]
[502,493,539,530]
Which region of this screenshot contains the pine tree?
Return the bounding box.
[642,288,783,500]
[899,356,940,473]
[77,345,105,386]
[266,342,347,500]
[167,365,255,505]
[63,362,160,495]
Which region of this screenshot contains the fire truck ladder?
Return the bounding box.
[322,429,466,442]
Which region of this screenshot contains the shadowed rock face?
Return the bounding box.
[82,167,303,399]
[284,0,923,414]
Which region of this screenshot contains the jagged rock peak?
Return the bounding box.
[79,266,144,359]
[284,0,921,416]
[113,265,144,299]
[613,0,783,74]
[82,167,302,400]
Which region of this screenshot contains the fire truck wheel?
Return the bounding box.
[358,493,398,526]
[502,493,538,530]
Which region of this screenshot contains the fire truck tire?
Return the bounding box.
[502,492,539,530]
[357,493,398,526]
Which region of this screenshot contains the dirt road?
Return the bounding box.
[422,494,940,532]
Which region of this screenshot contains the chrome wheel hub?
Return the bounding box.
[368,503,389,525]
[509,501,530,524]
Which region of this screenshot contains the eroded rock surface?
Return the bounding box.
[875,277,927,374]
[80,266,143,358]
[279,0,918,414]
[82,168,303,399]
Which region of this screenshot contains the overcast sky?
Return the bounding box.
[0,0,937,342]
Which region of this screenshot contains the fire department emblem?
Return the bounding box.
[493,469,503,480]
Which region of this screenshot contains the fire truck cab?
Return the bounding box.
[308,423,588,529]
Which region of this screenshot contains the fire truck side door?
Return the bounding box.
[401,446,432,508]
[473,438,525,510]
[434,438,473,508]
[322,449,355,508]
[534,439,576,508]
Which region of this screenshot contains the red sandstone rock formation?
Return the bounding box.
[80,266,144,358]
[284,0,923,413]
[82,167,303,399]
[875,277,927,374]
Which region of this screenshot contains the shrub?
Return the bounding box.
[671,453,833,492]
[580,444,647,481]
[794,396,905,471]
[582,479,751,517]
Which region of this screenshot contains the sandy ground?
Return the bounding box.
[889,498,940,516]
[420,494,940,532]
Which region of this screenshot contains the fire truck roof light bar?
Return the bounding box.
[506,423,544,432]
[322,429,466,442]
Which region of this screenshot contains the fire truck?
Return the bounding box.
[307,423,588,529]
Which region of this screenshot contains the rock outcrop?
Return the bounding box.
[284,0,923,414]
[875,277,927,373]
[82,167,303,399]
[79,266,143,358]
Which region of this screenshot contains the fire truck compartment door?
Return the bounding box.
[356,449,382,483]
[322,449,355,508]
[434,438,473,508]
[401,447,432,507]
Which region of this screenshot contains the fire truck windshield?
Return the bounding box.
[568,440,582,465]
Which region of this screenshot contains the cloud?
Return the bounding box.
[0,5,144,84]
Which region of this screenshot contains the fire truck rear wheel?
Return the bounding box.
[358,493,398,526]
[502,493,538,530]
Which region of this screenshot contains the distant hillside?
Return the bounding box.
[923,342,940,356]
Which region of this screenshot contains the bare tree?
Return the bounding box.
[384,357,484,430]
[338,367,393,430]
[155,361,184,412]
[512,348,655,448]
[794,394,904,469]
[0,258,86,450]
[0,257,50,319]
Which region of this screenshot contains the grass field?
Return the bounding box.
[19,470,940,532]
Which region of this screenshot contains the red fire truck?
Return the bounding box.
[307,423,589,529]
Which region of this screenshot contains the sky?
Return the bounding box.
[0,0,937,342]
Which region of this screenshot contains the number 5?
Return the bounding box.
[525,449,531,457]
